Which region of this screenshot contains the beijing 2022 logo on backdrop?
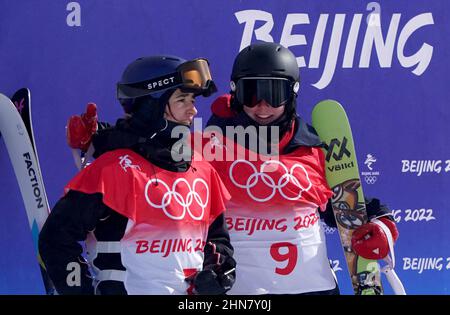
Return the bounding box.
[361,153,380,184]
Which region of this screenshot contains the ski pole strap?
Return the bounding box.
[70,143,95,171]
[71,148,82,171]
[81,144,95,169]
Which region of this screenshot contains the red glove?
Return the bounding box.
[211,94,237,118]
[351,217,399,260]
[66,103,98,152]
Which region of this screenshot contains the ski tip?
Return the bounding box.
[312,99,347,115]
[11,87,30,100]
[313,99,343,109]
[311,99,351,129]
[15,87,29,93]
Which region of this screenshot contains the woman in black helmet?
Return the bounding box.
[206,42,399,295]
[39,55,236,295]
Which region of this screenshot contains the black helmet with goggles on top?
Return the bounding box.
[117,56,217,113]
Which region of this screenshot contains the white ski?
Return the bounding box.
[0,93,54,294]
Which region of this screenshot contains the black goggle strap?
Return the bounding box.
[232,78,298,108]
[117,72,182,99]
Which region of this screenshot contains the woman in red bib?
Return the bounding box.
[206,42,399,295]
[39,56,236,295]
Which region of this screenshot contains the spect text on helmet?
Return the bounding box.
[147,76,176,91]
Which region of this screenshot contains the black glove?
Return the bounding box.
[186,256,236,295]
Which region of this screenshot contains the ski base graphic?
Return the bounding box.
[312,99,382,295]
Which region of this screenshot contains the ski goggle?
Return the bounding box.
[117,58,217,100]
[232,77,299,108]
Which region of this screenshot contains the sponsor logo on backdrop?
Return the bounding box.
[403,257,450,274]
[401,160,450,176]
[391,208,436,223]
[235,3,434,89]
[361,153,380,184]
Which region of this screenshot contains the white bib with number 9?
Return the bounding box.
[226,203,336,295]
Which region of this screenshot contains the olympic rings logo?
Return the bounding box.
[229,160,312,202]
[144,178,209,220]
[364,175,377,184]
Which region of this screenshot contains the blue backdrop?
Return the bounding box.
[0,0,448,294]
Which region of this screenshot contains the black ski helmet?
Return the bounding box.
[117,55,217,113]
[230,42,300,111]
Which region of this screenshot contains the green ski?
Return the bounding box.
[312,99,382,295]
